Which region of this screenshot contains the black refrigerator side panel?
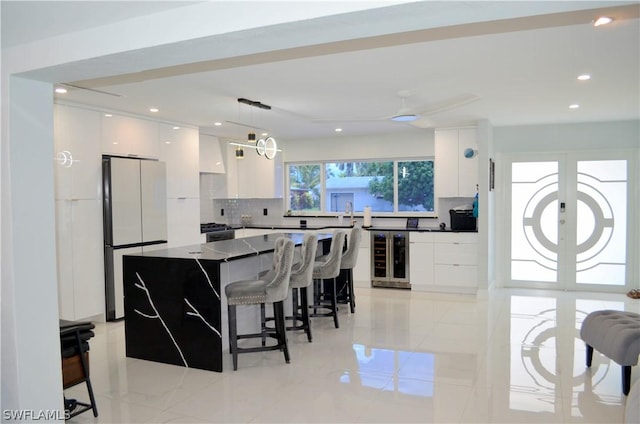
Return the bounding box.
[102,157,113,246]
[103,158,115,320]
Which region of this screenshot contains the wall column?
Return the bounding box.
[1,75,63,417]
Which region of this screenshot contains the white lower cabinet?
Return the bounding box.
[353,231,370,287]
[433,233,478,292]
[409,231,478,293]
[56,199,105,320]
[409,232,434,291]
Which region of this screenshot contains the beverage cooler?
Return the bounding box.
[371,231,410,289]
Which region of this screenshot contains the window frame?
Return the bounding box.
[285,157,436,217]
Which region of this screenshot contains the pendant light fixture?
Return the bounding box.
[235,146,244,159]
[247,132,256,143]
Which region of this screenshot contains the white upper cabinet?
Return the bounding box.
[101,113,160,159]
[435,128,478,198]
[54,104,102,200]
[159,124,200,198]
[199,134,226,173]
[226,144,282,198]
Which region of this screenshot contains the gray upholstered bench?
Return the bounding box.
[580,310,640,395]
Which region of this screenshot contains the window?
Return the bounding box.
[398,160,434,212]
[288,164,321,212]
[287,159,435,215]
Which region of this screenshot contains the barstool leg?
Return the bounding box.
[228,305,239,370]
[260,303,266,346]
[331,277,339,329]
[348,269,355,313]
[300,286,312,342]
[274,301,290,363]
[291,288,299,328]
[313,279,320,314]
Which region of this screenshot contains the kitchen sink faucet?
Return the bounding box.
[345,201,354,226]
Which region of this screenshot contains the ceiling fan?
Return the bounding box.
[312,90,480,125]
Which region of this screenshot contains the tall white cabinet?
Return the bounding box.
[159,123,201,247]
[54,104,104,320]
[435,128,478,198]
[54,105,205,321]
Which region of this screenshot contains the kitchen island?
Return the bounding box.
[122,232,330,372]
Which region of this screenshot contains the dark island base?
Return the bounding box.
[124,256,223,372]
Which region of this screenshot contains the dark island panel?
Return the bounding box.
[124,256,223,371]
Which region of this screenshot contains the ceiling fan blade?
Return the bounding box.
[414,94,480,117]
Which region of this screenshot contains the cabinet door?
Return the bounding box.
[352,234,370,286]
[434,264,477,288]
[166,198,201,247]
[435,129,460,198]
[199,134,226,174]
[227,146,277,198]
[434,242,478,265]
[56,200,75,320]
[54,105,101,200]
[55,199,104,320]
[71,199,105,319]
[102,114,159,158]
[160,124,200,198]
[409,241,434,289]
[458,128,478,197]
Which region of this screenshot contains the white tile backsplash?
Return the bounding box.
[211,198,284,226]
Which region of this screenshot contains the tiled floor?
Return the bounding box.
[66,287,640,423]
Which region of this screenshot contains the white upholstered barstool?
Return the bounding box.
[338,227,362,313]
[225,237,295,370]
[312,230,347,329]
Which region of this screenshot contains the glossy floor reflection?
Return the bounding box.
[66,288,640,423]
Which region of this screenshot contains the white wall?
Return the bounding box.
[494,120,640,152]
[283,129,434,162]
[1,77,63,415]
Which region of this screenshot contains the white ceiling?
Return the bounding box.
[4,1,639,142]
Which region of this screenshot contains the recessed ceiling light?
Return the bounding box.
[577,74,591,81]
[165,141,171,144]
[55,87,67,94]
[172,126,180,130]
[593,16,613,27]
[335,128,343,132]
[213,122,222,126]
[104,113,113,117]
[113,141,119,145]
[569,104,580,109]
[261,132,268,137]
[149,108,159,113]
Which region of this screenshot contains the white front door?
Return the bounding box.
[506,151,634,292]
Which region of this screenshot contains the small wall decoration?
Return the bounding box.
[489,158,495,191]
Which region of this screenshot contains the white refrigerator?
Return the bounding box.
[103,156,167,320]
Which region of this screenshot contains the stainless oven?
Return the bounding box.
[201,223,235,242]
